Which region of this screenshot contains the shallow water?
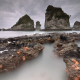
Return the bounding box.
[75,41,80,47]
[0,43,67,80]
[0,30,80,38]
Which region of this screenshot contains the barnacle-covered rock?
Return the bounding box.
[63,49,80,80]
[0,42,43,73]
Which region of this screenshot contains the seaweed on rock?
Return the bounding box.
[60,35,67,41]
[46,5,70,21]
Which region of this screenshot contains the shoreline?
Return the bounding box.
[0,32,80,80]
[1,29,80,31]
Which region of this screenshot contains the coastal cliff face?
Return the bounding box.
[72,21,80,30]
[45,5,71,29]
[11,14,34,30]
[36,21,41,30]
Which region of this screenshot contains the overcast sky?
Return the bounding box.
[0,0,80,29]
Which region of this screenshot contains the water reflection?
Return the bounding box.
[0,43,67,80]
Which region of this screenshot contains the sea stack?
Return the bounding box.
[11,14,35,31]
[72,21,80,30]
[45,5,71,29]
[36,21,41,30]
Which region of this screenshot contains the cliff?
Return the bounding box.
[36,21,41,30]
[45,5,71,29]
[72,21,80,30]
[11,14,34,30]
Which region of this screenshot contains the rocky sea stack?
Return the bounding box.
[72,21,80,30]
[36,21,41,30]
[11,14,35,31]
[45,5,71,29]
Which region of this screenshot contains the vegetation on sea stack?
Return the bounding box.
[46,5,70,21]
[13,14,34,27]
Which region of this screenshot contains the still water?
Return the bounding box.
[0,30,79,80]
[0,43,67,80]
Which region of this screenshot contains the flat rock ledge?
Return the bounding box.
[0,42,43,73]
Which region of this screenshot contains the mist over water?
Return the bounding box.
[0,30,80,38]
[0,43,67,80]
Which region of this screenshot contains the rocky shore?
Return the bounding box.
[1,32,80,44]
[2,28,35,31]
[53,34,80,80]
[0,33,56,73]
[1,32,80,80]
[0,41,43,72]
[63,50,80,80]
[40,29,72,31]
[54,39,77,56]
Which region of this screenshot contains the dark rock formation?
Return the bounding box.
[60,35,67,41]
[72,21,80,30]
[54,34,77,56]
[54,40,77,56]
[36,21,41,30]
[11,14,35,30]
[45,5,71,29]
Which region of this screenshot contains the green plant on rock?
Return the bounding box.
[46,5,70,21]
[14,14,34,27]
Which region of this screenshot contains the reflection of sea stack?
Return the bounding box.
[45,5,71,29]
[72,21,80,30]
[36,21,41,30]
[11,14,35,30]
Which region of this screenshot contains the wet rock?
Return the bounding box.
[54,40,78,56]
[60,35,67,41]
[0,42,43,73]
[63,49,80,80]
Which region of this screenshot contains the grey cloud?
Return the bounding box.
[0,0,80,29]
[66,0,80,5]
